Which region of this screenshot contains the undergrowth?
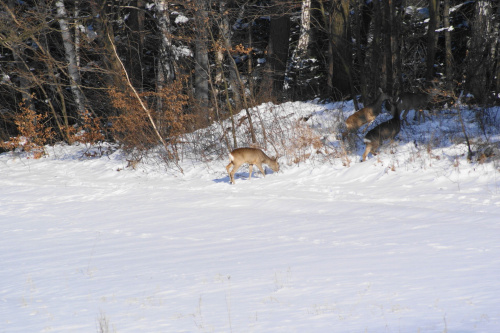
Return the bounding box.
[1,94,499,173]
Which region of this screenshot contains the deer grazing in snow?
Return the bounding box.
[342,88,390,139]
[362,100,401,162]
[226,148,279,184]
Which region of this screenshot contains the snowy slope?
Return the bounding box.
[1,100,500,333]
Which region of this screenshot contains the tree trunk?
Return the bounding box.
[383,0,396,95]
[426,0,440,81]
[371,0,383,95]
[264,4,291,98]
[465,1,493,104]
[91,1,123,91]
[56,0,87,117]
[490,3,500,98]
[127,0,146,89]
[443,0,453,90]
[220,2,242,106]
[326,0,352,98]
[154,0,176,101]
[294,0,311,61]
[395,0,405,90]
[194,0,210,119]
[74,0,81,69]
[353,0,372,106]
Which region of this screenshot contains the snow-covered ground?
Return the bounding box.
[1,100,500,332]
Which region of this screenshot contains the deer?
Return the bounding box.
[226,147,279,184]
[362,100,401,162]
[342,88,390,139]
[396,84,440,125]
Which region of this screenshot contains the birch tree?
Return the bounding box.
[293,0,311,62]
[153,0,176,117]
[56,0,87,117]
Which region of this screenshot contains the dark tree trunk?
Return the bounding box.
[127,0,145,89]
[264,5,291,98]
[326,0,352,99]
[443,0,453,90]
[426,0,440,81]
[194,0,210,116]
[465,1,494,104]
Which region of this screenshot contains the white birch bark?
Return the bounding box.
[74,0,80,68]
[154,0,175,84]
[294,0,311,61]
[56,0,86,116]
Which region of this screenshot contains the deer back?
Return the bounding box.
[230,148,279,171]
[345,89,389,132]
[364,104,401,144]
[396,92,430,111]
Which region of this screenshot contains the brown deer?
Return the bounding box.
[362,101,401,162]
[226,148,279,184]
[342,88,390,139]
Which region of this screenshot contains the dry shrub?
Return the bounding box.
[109,88,157,151]
[73,114,105,145]
[282,121,324,164]
[65,113,107,158]
[1,104,54,158]
[109,80,192,159]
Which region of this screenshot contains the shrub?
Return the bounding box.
[108,79,192,166]
[1,105,55,158]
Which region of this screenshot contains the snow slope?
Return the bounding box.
[1,101,500,333]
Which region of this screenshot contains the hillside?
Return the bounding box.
[1,100,500,332]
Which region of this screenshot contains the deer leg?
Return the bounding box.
[401,110,410,126]
[416,109,428,124]
[401,109,407,120]
[362,143,372,161]
[361,120,375,133]
[255,163,266,177]
[229,163,242,184]
[415,109,421,123]
[226,162,234,183]
[226,162,233,174]
[420,109,432,123]
[248,164,253,180]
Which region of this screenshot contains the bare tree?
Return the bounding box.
[0,1,75,141]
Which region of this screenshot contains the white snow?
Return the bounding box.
[1,100,500,333]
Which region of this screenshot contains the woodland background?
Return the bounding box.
[0,0,499,162]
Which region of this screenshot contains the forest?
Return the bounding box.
[0,0,499,164]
